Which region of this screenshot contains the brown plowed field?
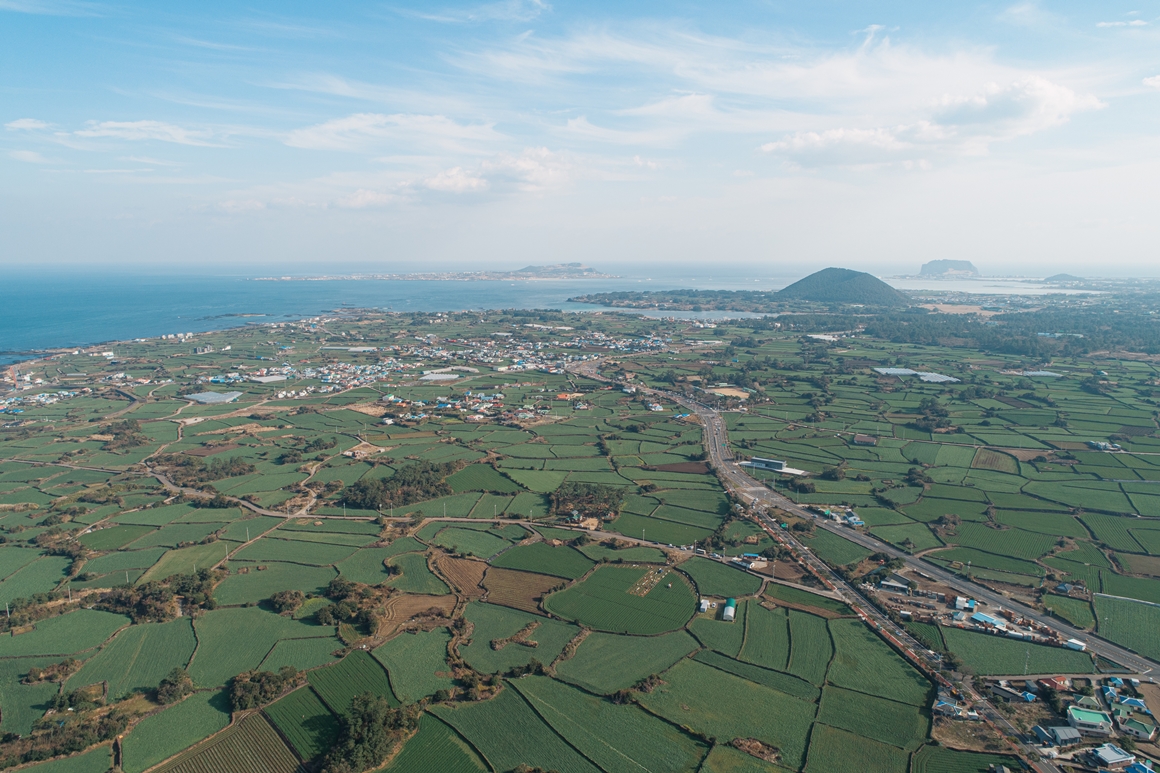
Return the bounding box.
[437,555,487,597]
[377,594,457,637]
[483,568,561,614]
[152,712,301,773]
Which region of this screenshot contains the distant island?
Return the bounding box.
[919,259,979,276]
[1044,273,1083,283]
[570,267,909,311]
[255,263,615,282]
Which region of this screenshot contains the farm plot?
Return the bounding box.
[0,609,128,658]
[79,525,156,551]
[0,656,68,735]
[817,686,929,750]
[972,449,1019,473]
[385,553,450,595]
[150,711,300,773]
[459,602,578,675]
[797,529,872,566]
[18,746,112,772]
[608,511,714,546]
[68,618,196,700]
[788,608,835,682]
[827,620,932,706]
[232,538,358,566]
[578,543,668,563]
[871,523,942,552]
[335,547,400,585]
[258,637,341,672]
[489,542,594,579]
[679,556,762,597]
[430,527,510,558]
[431,686,601,773]
[803,724,908,773]
[436,555,487,596]
[482,567,561,613]
[372,628,454,703]
[555,630,699,695]
[308,650,396,714]
[692,650,820,702]
[121,689,231,773]
[545,566,696,635]
[512,675,706,773]
[1093,594,1160,661]
[940,627,1095,674]
[765,584,852,617]
[700,744,786,773]
[689,601,746,657]
[911,745,1022,773]
[189,607,337,687]
[1043,595,1095,629]
[0,556,71,605]
[446,463,524,493]
[739,603,790,671]
[637,658,817,771]
[264,686,339,762]
[214,563,336,606]
[383,714,486,773]
[139,542,231,583]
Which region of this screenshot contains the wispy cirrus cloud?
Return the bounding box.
[74,120,220,146]
[0,0,101,16]
[1097,20,1148,27]
[399,0,549,24]
[6,118,50,130]
[284,113,503,152]
[9,149,52,163]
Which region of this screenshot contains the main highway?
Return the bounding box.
[568,359,1157,675]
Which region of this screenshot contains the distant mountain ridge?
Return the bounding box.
[777,267,909,306]
[920,260,979,276]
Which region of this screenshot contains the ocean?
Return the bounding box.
[0,272,793,365]
[0,271,1084,366]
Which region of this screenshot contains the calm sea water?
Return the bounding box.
[0,271,1088,366]
[0,272,794,364]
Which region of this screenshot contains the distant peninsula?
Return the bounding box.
[570,267,909,311]
[255,263,614,282]
[919,259,979,276]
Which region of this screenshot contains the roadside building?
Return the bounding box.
[1048,726,1082,747]
[1038,676,1071,692]
[1068,706,1115,736]
[852,434,878,446]
[1088,743,1135,769]
[747,457,785,471]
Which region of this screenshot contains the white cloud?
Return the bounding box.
[284,113,502,152]
[481,147,572,191]
[761,77,1101,167]
[1145,75,1160,89]
[217,199,267,213]
[6,118,49,130]
[75,120,217,146]
[337,189,399,208]
[423,167,489,193]
[9,149,50,163]
[1096,19,1147,27]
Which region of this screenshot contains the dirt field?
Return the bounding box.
[653,461,711,474]
[437,554,487,596]
[483,567,562,614]
[377,594,457,637]
[930,717,1009,753]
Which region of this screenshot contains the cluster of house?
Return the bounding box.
[1,388,87,414]
[1017,676,1158,768]
[947,600,1085,651]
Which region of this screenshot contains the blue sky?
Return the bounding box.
[3,0,1159,275]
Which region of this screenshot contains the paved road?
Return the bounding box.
[636,381,1157,676]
